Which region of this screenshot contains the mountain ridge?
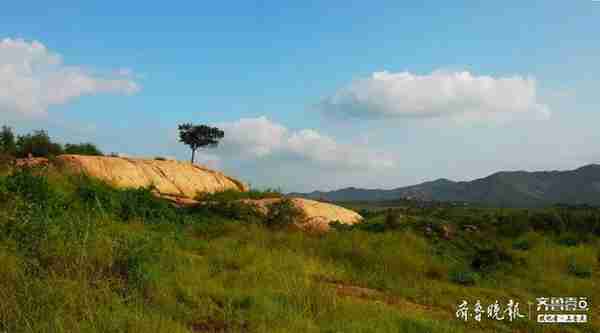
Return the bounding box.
[290,164,600,207]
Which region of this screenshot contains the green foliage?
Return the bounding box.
[495,211,530,237]
[0,125,16,155]
[75,177,179,223]
[448,267,479,285]
[0,153,14,173]
[15,129,64,158]
[512,238,531,250]
[557,233,581,247]
[4,168,54,206]
[64,142,103,156]
[383,209,403,230]
[529,210,565,234]
[1,169,599,332]
[2,125,103,158]
[197,188,282,202]
[178,123,224,163]
[264,199,304,228]
[470,245,514,273]
[567,257,593,278]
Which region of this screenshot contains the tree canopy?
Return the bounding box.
[64,143,103,156]
[1,125,105,158]
[16,130,64,158]
[0,126,16,156]
[178,123,224,164]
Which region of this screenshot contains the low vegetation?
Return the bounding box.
[0,165,598,332]
[0,125,103,159]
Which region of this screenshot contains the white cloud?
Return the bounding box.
[0,38,140,117]
[319,70,550,122]
[215,116,396,170]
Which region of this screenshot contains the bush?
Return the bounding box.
[0,125,16,156]
[496,212,530,237]
[567,258,592,278]
[470,245,514,273]
[0,153,14,172]
[449,268,479,285]
[530,210,565,234]
[198,200,263,223]
[75,177,178,223]
[197,188,282,202]
[383,209,403,230]
[118,187,178,222]
[15,130,63,158]
[264,199,304,228]
[512,238,531,251]
[64,143,103,156]
[4,168,54,206]
[557,234,580,247]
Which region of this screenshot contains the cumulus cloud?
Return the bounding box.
[0,38,140,117]
[319,70,550,122]
[215,116,395,170]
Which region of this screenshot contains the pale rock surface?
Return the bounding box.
[241,197,363,231]
[57,154,248,198]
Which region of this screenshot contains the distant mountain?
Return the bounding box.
[290,164,600,207]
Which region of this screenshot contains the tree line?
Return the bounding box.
[0,125,103,158]
[1,122,225,163]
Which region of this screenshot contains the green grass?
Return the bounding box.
[0,168,599,332]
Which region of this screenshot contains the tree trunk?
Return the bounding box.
[191,149,196,164]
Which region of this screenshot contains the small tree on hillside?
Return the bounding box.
[178,123,224,164]
[0,126,16,156]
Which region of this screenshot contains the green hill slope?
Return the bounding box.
[1,167,599,332]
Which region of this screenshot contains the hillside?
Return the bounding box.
[1,167,598,332]
[292,164,600,207]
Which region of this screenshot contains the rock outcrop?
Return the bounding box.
[240,197,363,232]
[57,155,248,198]
[17,154,362,231]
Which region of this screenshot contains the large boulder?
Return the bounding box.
[57,154,248,198]
[241,197,363,232]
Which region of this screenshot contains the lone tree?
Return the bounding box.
[178,123,224,164]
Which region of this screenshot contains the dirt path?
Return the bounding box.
[318,278,453,320]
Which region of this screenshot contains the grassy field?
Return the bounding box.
[0,166,598,332]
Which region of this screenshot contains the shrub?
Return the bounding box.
[264,199,304,228]
[75,177,178,223]
[197,188,282,202]
[470,245,514,272]
[567,258,592,279]
[557,234,580,247]
[4,168,54,206]
[113,232,163,292]
[64,142,103,156]
[0,153,14,172]
[496,212,530,237]
[15,129,63,158]
[0,125,16,156]
[449,268,479,285]
[329,220,354,231]
[383,209,403,230]
[512,238,531,251]
[530,210,565,234]
[199,200,263,223]
[118,187,178,222]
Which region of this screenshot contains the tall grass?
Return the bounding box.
[0,169,598,332]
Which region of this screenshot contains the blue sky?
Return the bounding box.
[2,1,599,191]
